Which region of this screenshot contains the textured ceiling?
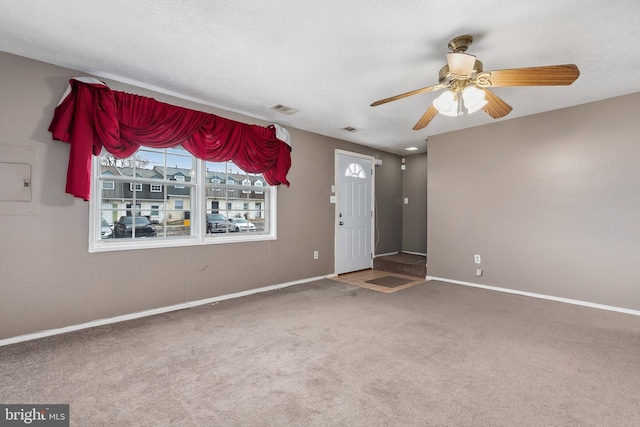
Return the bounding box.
[1,1,639,154]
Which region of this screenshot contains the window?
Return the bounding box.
[254,180,264,194]
[174,175,185,189]
[226,178,235,193]
[242,178,251,194]
[345,163,366,178]
[126,203,141,217]
[90,147,276,252]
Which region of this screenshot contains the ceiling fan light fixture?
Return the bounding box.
[462,86,488,114]
[370,35,580,131]
[446,52,476,76]
[433,90,459,117]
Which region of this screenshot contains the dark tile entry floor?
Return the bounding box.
[365,276,414,288]
[332,270,426,293]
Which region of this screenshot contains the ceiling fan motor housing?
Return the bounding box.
[447,35,474,53]
[438,60,484,84]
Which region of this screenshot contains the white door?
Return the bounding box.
[336,151,374,274]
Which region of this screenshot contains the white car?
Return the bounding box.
[101,218,113,239]
[228,218,256,232]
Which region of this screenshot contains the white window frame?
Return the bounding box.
[102,181,115,190]
[89,152,277,253]
[129,183,142,191]
[150,184,162,192]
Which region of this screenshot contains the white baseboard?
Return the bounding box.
[374,251,427,258]
[0,274,336,347]
[402,251,427,257]
[374,251,399,258]
[426,276,640,317]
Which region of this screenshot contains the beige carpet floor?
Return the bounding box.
[1,279,639,426]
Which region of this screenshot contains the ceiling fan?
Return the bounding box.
[370,35,580,130]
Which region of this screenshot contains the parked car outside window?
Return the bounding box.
[101,218,113,239]
[113,216,157,238]
[228,218,256,232]
[206,213,231,233]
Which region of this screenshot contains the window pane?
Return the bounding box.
[113,214,158,239]
[100,183,116,200]
[137,148,166,177]
[99,211,115,240]
[205,161,227,173]
[164,210,191,237]
[346,163,366,178]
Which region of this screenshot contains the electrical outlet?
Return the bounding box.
[476,268,483,277]
[474,254,481,264]
[313,251,319,260]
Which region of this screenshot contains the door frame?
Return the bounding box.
[334,149,376,274]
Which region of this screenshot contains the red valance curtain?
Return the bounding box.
[49,78,292,200]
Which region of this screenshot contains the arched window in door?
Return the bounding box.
[345,163,366,178]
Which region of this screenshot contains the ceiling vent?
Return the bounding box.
[270,104,299,115]
[341,126,361,132]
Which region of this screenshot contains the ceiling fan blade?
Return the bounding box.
[476,64,579,87]
[371,84,447,107]
[481,89,513,119]
[413,105,438,130]
[447,52,476,76]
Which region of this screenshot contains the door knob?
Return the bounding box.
[339,221,344,226]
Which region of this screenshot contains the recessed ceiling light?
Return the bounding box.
[405,147,419,151]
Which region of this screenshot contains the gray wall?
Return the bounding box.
[427,92,640,311]
[402,153,427,254]
[0,52,403,339]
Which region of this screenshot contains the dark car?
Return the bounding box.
[206,213,230,233]
[113,216,157,238]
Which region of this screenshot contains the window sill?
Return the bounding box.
[89,232,276,253]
